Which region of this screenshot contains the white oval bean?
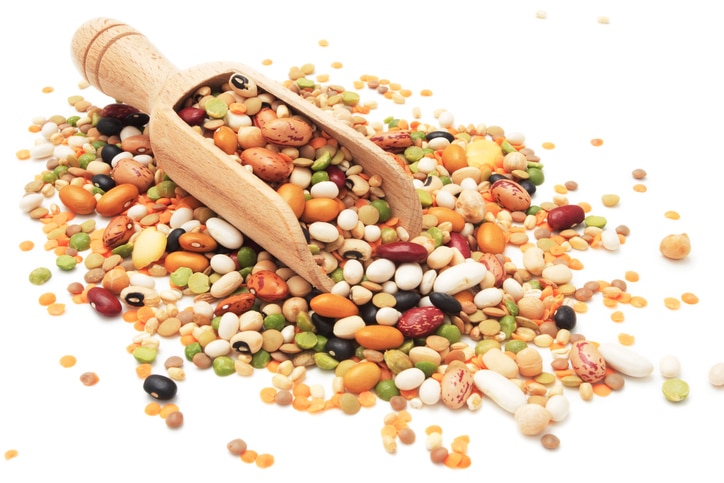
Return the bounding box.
[473,369,527,414]
[598,343,654,377]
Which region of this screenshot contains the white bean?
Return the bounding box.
[473,369,527,414]
[598,343,654,377]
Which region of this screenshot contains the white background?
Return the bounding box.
[1,1,722,481]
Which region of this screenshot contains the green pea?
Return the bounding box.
[53,165,70,177]
[499,315,517,339]
[69,232,91,251]
[212,356,236,376]
[329,267,345,283]
[41,171,58,183]
[239,266,253,280]
[341,91,360,106]
[415,361,439,379]
[504,339,527,354]
[204,97,228,119]
[397,339,414,354]
[479,165,493,182]
[77,153,96,169]
[310,170,329,185]
[187,272,210,294]
[438,175,452,186]
[91,140,106,150]
[374,379,400,402]
[211,316,221,331]
[311,151,332,171]
[410,131,427,142]
[132,346,157,363]
[66,115,80,126]
[296,312,315,332]
[80,219,96,233]
[112,243,133,258]
[380,227,398,244]
[426,226,444,247]
[584,215,607,228]
[500,139,517,154]
[250,350,272,369]
[28,267,52,285]
[435,323,461,344]
[145,185,161,201]
[662,378,689,402]
[527,167,545,186]
[296,77,315,89]
[184,342,203,361]
[236,246,257,269]
[370,199,392,223]
[403,146,425,163]
[416,188,433,208]
[313,334,328,352]
[528,279,542,290]
[313,352,340,370]
[56,254,77,271]
[475,339,501,355]
[504,299,519,317]
[155,180,177,198]
[170,267,193,287]
[295,331,318,350]
[263,313,286,331]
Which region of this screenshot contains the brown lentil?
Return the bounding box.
[540,433,560,450]
[165,411,184,429]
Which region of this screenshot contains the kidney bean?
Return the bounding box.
[546,205,585,231]
[87,287,123,317]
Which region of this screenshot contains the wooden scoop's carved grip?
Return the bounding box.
[71,18,176,113]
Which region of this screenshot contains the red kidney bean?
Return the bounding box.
[546,204,585,231]
[375,241,428,263]
[446,232,471,258]
[87,287,123,317]
[178,106,206,126]
[397,306,445,337]
[100,102,140,119]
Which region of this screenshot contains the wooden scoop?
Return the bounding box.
[71,18,422,292]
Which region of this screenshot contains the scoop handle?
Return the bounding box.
[71,17,177,113]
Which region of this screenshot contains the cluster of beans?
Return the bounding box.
[21,69,646,452]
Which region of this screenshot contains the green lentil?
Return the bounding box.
[28,267,52,285]
[212,356,236,376]
[475,339,501,355]
[341,91,360,106]
[296,312,315,332]
[111,243,133,258]
[310,170,329,185]
[426,226,444,247]
[311,151,332,171]
[56,254,78,271]
[296,77,316,89]
[662,378,689,402]
[504,339,527,354]
[132,346,157,364]
[204,97,228,118]
[339,392,362,414]
[414,361,439,378]
[370,199,392,223]
[416,188,433,207]
[527,166,545,185]
[403,146,425,162]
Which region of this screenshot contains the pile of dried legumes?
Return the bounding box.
[15,61,716,469]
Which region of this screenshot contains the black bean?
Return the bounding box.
[143,374,178,400]
[428,291,462,314]
[553,305,577,331]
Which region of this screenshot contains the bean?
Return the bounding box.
[540,433,560,450]
[143,374,178,400]
[165,411,184,429]
[227,438,248,456]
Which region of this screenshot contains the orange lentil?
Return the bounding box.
[553,184,568,194]
[624,270,639,282]
[265,360,281,373]
[59,355,77,368]
[255,453,275,468]
[292,383,311,398]
[307,397,327,413]
[240,450,258,464]
[633,183,647,192]
[47,303,66,316]
[19,240,34,251]
[602,297,618,308]
[318,39,329,47]
[136,306,156,323]
[42,86,54,93]
[664,210,680,220]
[261,59,273,66]
[541,141,556,149]
[618,292,632,304]
[145,402,162,416]
[159,404,179,418]
[16,149,31,159]
[592,383,612,397]
[122,310,138,323]
[630,296,648,308]
[443,451,464,468]
[292,396,312,411]
[664,297,681,310]
[420,89,433,96]
[611,311,625,323]
[450,435,470,454]
[179,334,197,346]
[331,61,343,69]
[358,390,377,407]
[426,424,443,435]
[4,449,19,460]
[38,292,56,306]
[135,363,153,379]
[618,333,635,346]
[681,292,699,304]
[381,423,398,438]
[590,138,604,146]
[572,301,588,313]
[259,387,277,403]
